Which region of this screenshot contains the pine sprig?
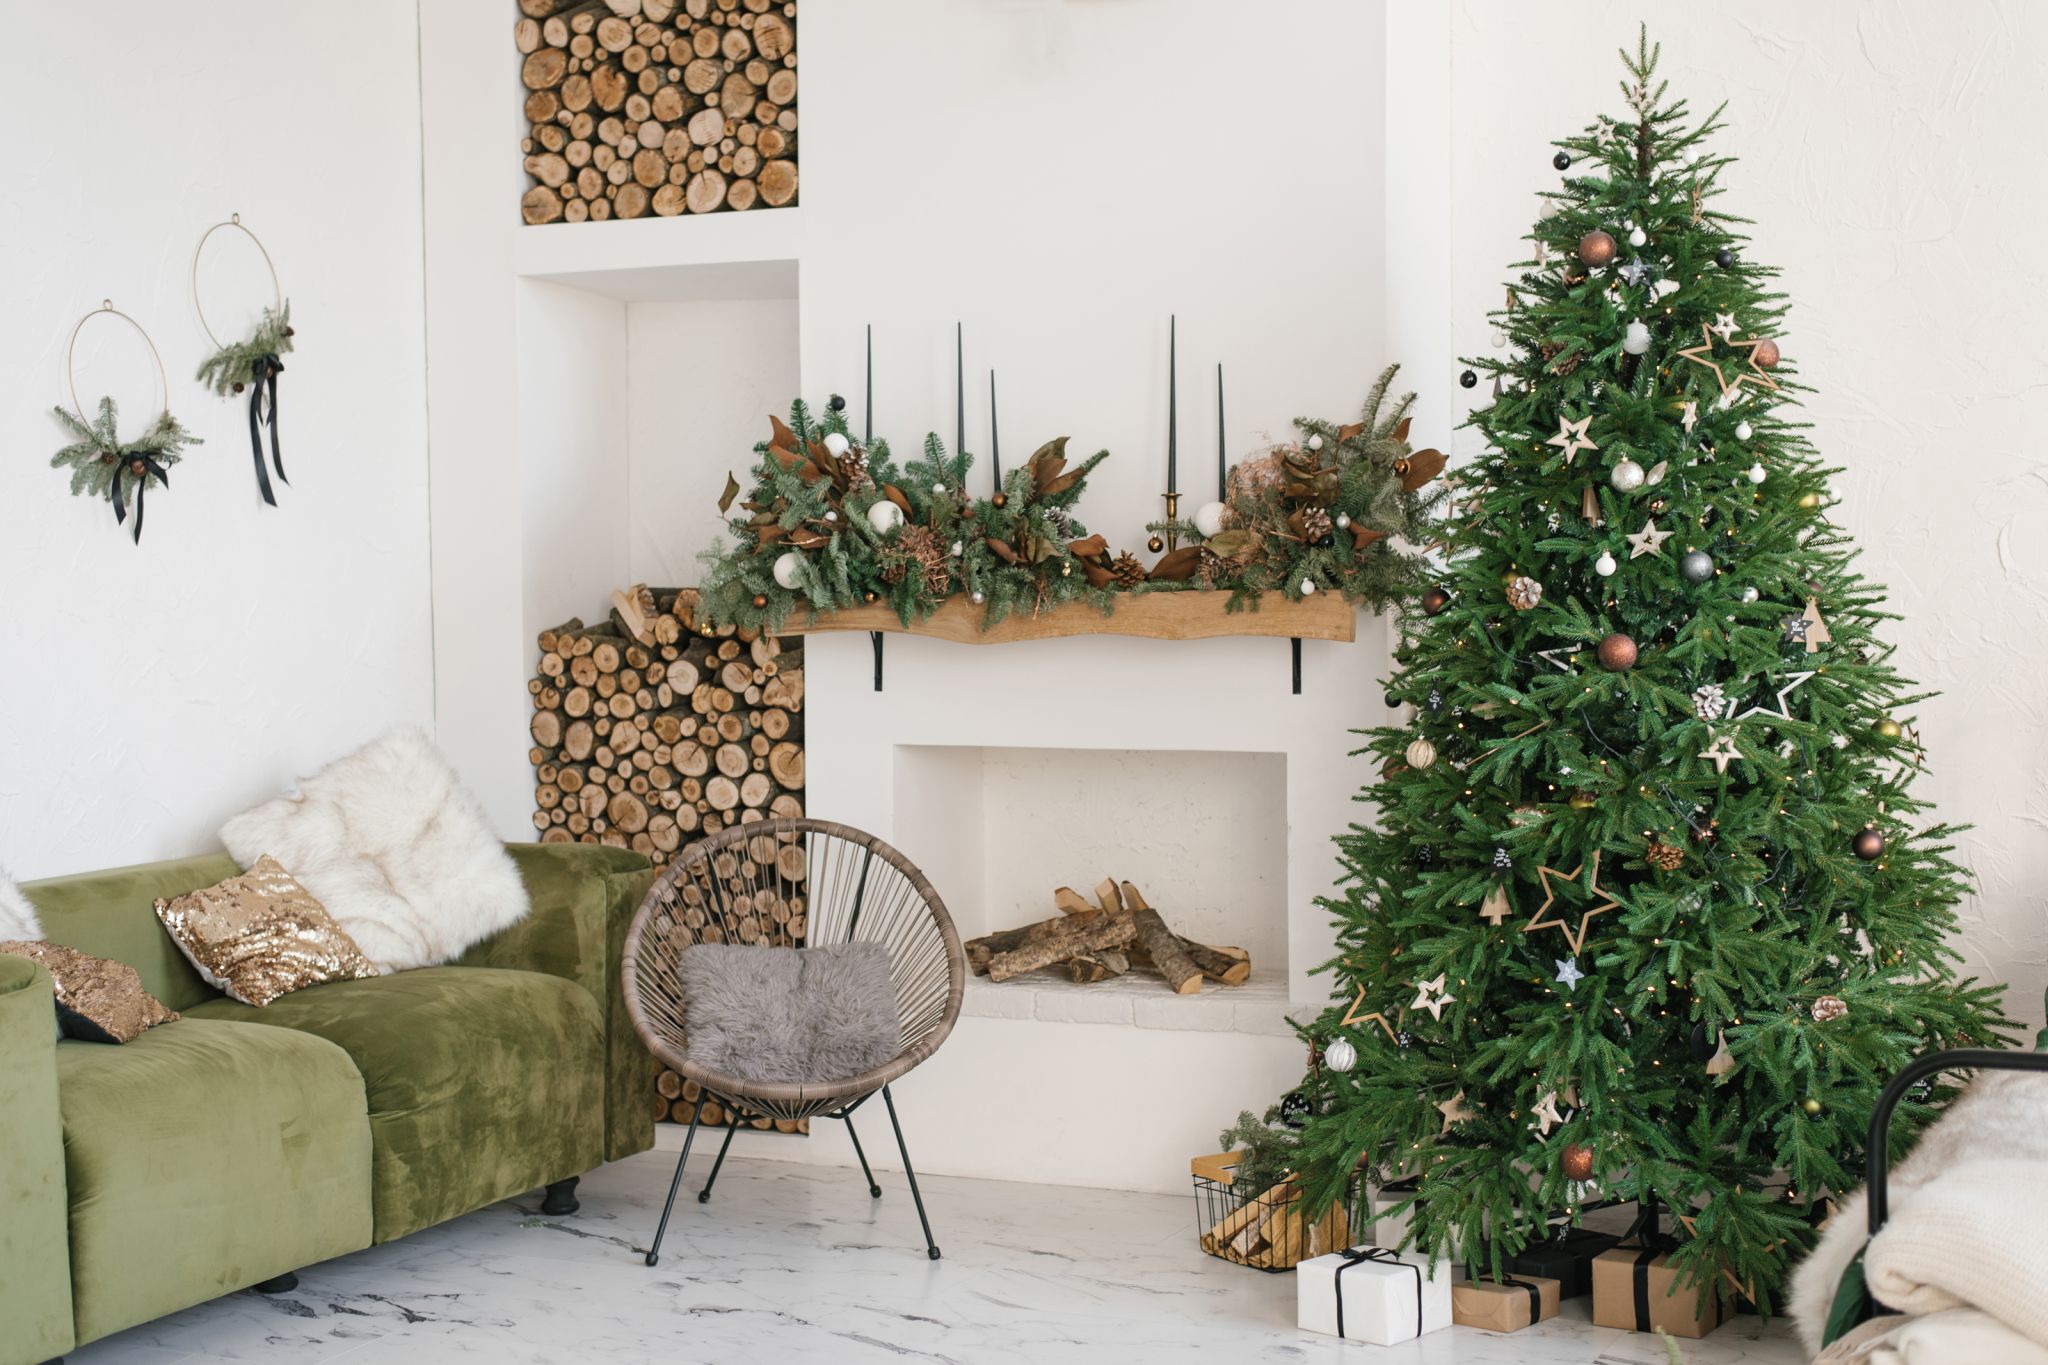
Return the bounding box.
[49,397,200,501]
[195,302,293,396]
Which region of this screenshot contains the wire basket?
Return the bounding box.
[1192,1168,1366,1273]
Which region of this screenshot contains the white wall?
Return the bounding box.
[1422,0,2048,1031]
[0,2,432,877]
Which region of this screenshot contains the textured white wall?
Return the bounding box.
[1431,1,2048,1029]
[0,3,432,877]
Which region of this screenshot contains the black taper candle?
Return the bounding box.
[864,323,872,446]
[1215,362,1225,501]
[955,322,965,465]
[989,370,1001,489]
[1166,315,1178,495]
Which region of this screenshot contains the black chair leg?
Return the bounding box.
[699,1120,740,1203]
[844,1113,883,1197]
[646,1107,702,1267]
[252,1272,299,1293]
[882,1085,940,1261]
[541,1176,580,1216]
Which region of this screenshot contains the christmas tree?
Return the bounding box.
[1293,30,2012,1312]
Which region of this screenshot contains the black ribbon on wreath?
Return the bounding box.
[109,452,171,544]
[244,353,286,504]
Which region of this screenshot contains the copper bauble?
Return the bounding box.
[751,594,768,609]
[1577,230,1618,267]
[128,458,148,476]
[1421,586,1452,617]
[1752,338,1781,369]
[1596,632,1638,671]
[991,492,1008,508]
[1147,534,1164,553]
[1560,1143,1595,1181]
[1852,827,1886,861]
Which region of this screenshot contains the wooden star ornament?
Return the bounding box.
[1339,982,1400,1045]
[1626,518,1672,559]
[1531,1090,1565,1136]
[1437,1090,1476,1135]
[1545,413,1599,465]
[1698,732,1743,775]
[1410,972,1457,1021]
[1677,323,1779,397]
[1525,852,1620,953]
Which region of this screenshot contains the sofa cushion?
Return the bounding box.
[185,966,604,1242]
[25,854,244,1011]
[55,1018,373,1345]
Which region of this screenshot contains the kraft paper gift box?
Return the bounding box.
[1591,1244,1723,1339]
[1296,1247,1452,1346]
[1451,1274,1560,1332]
[1493,1225,1620,1299]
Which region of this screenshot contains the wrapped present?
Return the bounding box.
[1452,1274,1560,1332]
[1364,1178,1461,1258]
[1297,1247,1452,1346]
[1492,1225,1620,1299]
[1591,1243,1723,1339]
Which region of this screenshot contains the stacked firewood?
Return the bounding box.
[528,585,803,866]
[965,879,1251,992]
[516,0,798,223]
[1201,1182,1352,1270]
[654,1068,806,1134]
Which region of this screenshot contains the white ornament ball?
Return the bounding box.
[866,500,905,534]
[771,551,803,590]
[949,541,963,557]
[823,431,850,457]
[1306,434,1324,452]
[1335,513,1351,530]
[1628,225,1648,247]
[1193,500,1228,538]
[1741,586,1760,602]
[824,509,838,522]
[1323,1037,1358,1073]
[1405,738,1438,770]
[1490,329,1507,349]
[1735,420,1753,442]
[1747,462,1767,485]
[1609,458,1646,492]
[970,590,986,605]
[932,481,948,494]
[1300,578,1317,596]
[1622,320,1651,355]
[1594,551,1618,577]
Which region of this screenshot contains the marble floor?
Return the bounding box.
[70,1150,1805,1365]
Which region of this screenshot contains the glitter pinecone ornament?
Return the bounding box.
[1506,576,1544,611]
[1691,683,1727,722]
[1645,839,1685,871]
[1110,551,1147,589]
[1811,995,1849,1023]
[1299,504,1334,544]
[839,446,872,491]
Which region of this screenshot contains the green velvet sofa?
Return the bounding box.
[0,842,656,1365]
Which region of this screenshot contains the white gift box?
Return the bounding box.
[1296,1247,1453,1345]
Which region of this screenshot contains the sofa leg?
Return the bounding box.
[541,1176,581,1216]
[252,1271,299,1293]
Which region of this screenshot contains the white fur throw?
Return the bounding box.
[678,942,900,1086]
[220,728,528,972]
[1792,1071,2048,1357]
[0,867,41,940]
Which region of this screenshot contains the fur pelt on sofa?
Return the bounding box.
[221,728,528,972]
[1792,1069,2048,1357]
[0,867,41,940]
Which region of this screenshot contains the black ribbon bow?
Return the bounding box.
[109,452,170,544]
[1333,1246,1423,1342]
[246,352,286,504]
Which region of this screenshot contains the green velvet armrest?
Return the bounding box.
[0,956,76,1364]
[460,843,657,1163]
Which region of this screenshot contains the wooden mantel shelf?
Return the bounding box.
[781,591,1356,645]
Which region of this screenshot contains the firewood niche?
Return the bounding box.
[965,879,1251,992]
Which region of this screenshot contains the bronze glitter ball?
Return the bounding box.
[1560,1143,1595,1181]
[1421,586,1452,617]
[1147,534,1164,553]
[1577,230,1618,267]
[128,458,148,477]
[751,594,768,609]
[1752,338,1781,369]
[1596,632,1638,671]
[991,492,1008,508]
[1852,827,1886,861]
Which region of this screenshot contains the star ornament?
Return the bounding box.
[1626,518,1673,559]
[1698,732,1743,775]
[1733,670,1817,723]
[1437,1090,1477,1135]
[1677,323,1779,398]
[1525,852,1621,953]
[1339,982,1399,1045]
[1411,972,1457,1021]
[1554,957,1586,992]
[1531,1090,1566,1136]
[1545,413,1599,465]
[1710,311,1739,340]
[1680,400,1698,433]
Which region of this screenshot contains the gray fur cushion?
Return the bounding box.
[677,942,900,1086]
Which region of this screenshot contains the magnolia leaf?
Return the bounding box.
[1398,448,1446,491]
[1338,422,1366,442]
[770,415,799,451]
[1024,534,1060,564]
[1029,437,1072,493]
[1148,546,1203,581]
[1349,523,1386,551]
[1205,529,1260,562]
[756,524,786,545]
[985,537,1021,565]
[769,444,805,472]
[788,527,829,549]
[1066,533,1109,560]
[881,483,912,515]
[1082,560,1116,588]
[1393,416,1412,444]
[718,473,741,514]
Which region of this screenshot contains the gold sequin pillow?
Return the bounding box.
[0,940,180,1043]
[155,856,380,1007]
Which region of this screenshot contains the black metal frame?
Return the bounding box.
[642,1085,941,1267]
[1865,1047,2048,1235]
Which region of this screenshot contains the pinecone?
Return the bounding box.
[1110,552,1146,588]
[1810,995,1849,1023]
[1299,504,1334,544]
[1645,839,1685,871]
[1505,575,1544,611]
[840,447,872,491]
[1043,506,1075,539]
[1691,683,1728,722]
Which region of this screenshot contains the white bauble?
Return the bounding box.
[1594,550,1618,577]
[1741,586,1760,602]
[1335,513,1351,530]
[932,481,948,494]
[1490,329,1507,349]
[1324,1037,1358,1073]
[1735,420,1753,442]
[1622,320,1651,355]
[949,541,963,557]
[867,500,905,534]
[969,590,985,604]
[771,551,803,590]
[823,431,850,457]
[1747,462,1767,485]
[1405,738,1438,770]
[1609,458,1646,492]
[1193,500,1228,538]
[1628,225,1648,247]
[1300,578,1317,595]
[823,509,838,522]
[1655,278,1681,298]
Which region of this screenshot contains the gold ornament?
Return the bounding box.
[1568,791,1597,810]
[1801,1097,1825,1117]
[1525,851,1621,953]
[1876,718,1902,740]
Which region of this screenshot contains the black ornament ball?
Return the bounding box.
[1385,692,1401,709]
[1421,586,1453,616]
[1679,549,1715,583]
[1715,248,1735,269]
[1552,150,1572,171]
[827,393,847,412]
[1278,1090,1311,1130]
[1459,369,1478,389]
[1853,827,1886,861]
[1689,1020,1717,1062]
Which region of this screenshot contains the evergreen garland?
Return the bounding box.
[195,302,293,396]
[49,397,199,505]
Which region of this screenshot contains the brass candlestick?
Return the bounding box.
[1161,491,1181,551]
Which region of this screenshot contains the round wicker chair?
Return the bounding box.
[623,817,966,1265]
